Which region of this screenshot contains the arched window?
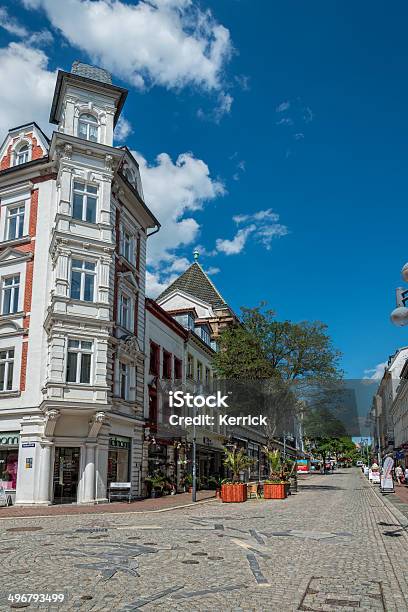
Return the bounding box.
[78,113,98,142]
[15,144,29,166]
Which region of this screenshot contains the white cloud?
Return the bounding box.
[233,209,278,224]
[234,74,250,91]
[216,226,255,255]
[0,7,53,45]
[27,29,54,46]
[0,42,57,140]
[113,115,133,142]
[204,266,220,275]
[216,208,288,255]
[197,90,233,123]
[276,117,293,126]
[146,269,178,298]
[214,91,233,121]
[134,150,225,295]
[22,0,232,92]
[276,101,290,112]
[363,362,387,381]
[0,7,28,37]
[168,257,190,273]
[303,106,314,123]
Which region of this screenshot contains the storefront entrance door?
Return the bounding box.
[53,447,80,504]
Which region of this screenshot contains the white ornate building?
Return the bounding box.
[0,62,159,504]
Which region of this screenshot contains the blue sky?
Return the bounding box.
[1,0,407,379]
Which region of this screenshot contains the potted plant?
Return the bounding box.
[221,446,253,503]
[145,474,166,498]
[263,448,288,500]
[183,473,193,493]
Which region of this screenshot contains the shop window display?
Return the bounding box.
[108,436,130,484]
[0,449,18,490]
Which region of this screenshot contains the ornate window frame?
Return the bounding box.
[11,139,32,167]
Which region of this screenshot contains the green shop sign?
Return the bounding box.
[0,432,20,446]
[109,435,130,450]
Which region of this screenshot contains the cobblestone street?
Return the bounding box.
[1,469,408,611]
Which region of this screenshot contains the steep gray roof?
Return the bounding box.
[71,61,112,84]
[157,263,228,309]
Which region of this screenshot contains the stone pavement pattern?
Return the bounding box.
[1,469,408,611]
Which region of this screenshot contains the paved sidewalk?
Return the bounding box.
[0,490,216,519]
[387,483,408,520]
[0,469,408,610]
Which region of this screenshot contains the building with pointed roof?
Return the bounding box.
[157,254,238,344]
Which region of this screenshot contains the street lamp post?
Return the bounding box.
[192,405,197,503]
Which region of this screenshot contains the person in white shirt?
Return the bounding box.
[404,467,408,485]
[395,464,403,485]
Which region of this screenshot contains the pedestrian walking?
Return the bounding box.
[395,464,403,485]
[404,467,408,486]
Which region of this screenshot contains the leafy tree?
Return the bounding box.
[212,321,275,380]
[310,438,334,472]
[213,305,342,451]
[213,305,342,382]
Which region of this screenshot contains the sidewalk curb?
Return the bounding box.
[0,496,218,522]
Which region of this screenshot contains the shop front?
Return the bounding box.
[0,431,20,504]
[108,435,131,485]
[53,447,80,504]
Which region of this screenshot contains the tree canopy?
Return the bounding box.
[213,305,342,383]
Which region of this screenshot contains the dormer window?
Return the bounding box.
[78,113,98,142]
[15,144,29,166]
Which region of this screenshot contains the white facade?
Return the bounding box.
[0,63,158,504]
[373,347,408,458]
[389,349,408,452]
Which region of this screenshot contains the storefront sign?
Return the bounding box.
[297,460,310,473]
[109,435,130,450]
[22,443,35,448]
[110,482,131,489]
[371,471,380,484]
[381,456,394,493]
[0,432,19,446]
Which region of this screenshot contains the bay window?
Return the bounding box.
[78,113,98,142]
[70,259,96,302]
[72,181,98,224]
[66,339,92,384]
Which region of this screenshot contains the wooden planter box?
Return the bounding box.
[264,482,288,500]
[221,483,247,503]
